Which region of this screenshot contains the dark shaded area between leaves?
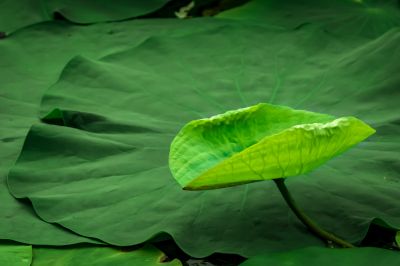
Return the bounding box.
[154,239,246,266]
[155,221,400,266]
[51,0,251,25]
[361,222,400,251]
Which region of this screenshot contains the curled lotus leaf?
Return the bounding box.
[169,103,375,190]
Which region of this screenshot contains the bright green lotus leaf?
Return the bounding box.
[240,247,400,266]
[170,103,375,190]
[396,232,400,247]
[0,245,32,266]
[31,245,181,266]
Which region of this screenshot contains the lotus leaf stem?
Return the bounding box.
[273,178,355,248]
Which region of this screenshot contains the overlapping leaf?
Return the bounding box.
[0,243,181,266]
[217,0,400,38]
[0,17,225,245]
[31,245,181,266]
[7,22,400,257]
[0,0,169,33]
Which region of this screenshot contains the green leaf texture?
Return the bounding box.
[7,21,400,257]
[31,245,181,266]
[241,247,400,266]
[0,20,139,245]
[0,17,225,245]
[0,245,32,266]
[217,0,400,38]
[0,0,169,33]
[169,103,375,190]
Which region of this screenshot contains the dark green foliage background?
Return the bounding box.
[0,0,399,264]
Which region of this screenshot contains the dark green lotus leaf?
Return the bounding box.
[169,103,374,190]
[7,22,400,257]
[0,21,131,245]
[44,0,169,24]
[0,0,169,33]
[0,17,224,245]
[0,0,49,34]
[241,247,400,266]
[217,0,400,38]
[0,245,32,266]
[31,245,181,266]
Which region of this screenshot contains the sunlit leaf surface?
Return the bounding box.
[0,245,32,266]
[170,103,374,190]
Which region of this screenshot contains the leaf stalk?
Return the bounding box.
[273,178,355,248]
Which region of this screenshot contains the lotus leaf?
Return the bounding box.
[241,247,400,266]
[169,103,375,190]
[0,0,169,33]
[31,245,181,266]
[0,17,224,245]
[7,22,400,257]
[0,245,32,266]
[217,0,400,38]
